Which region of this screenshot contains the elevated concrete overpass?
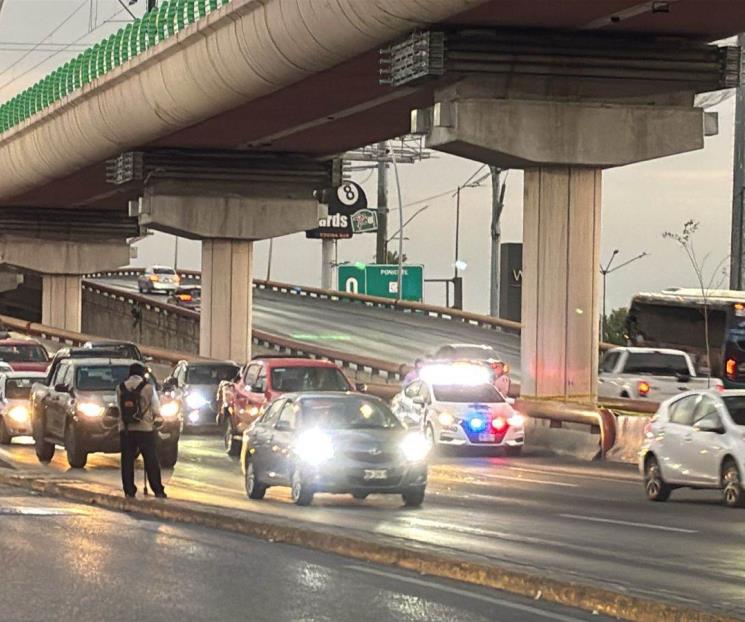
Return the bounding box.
[1,0,744,402]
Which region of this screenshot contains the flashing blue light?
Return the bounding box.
[468,417,486,432]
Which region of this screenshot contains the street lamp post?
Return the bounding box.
[600,250,648,341]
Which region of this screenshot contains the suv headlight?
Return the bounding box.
[401,433,430,462]
[294,430,334,466]
[7,405,29,423]
[78,402,104,418]
[186,393,208,410]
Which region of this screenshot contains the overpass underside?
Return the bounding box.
[0,0,739,400]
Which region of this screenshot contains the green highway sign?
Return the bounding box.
[338,264,423,302]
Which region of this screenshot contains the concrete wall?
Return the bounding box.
[81,288,199,354]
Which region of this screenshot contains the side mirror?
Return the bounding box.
[355,382,367,393]
[54,383,69,393]
[676,372,691,383]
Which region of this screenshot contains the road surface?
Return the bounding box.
[0,482,612,622]
[0,435,741,619]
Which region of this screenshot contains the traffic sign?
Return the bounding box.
[338,264,423,302]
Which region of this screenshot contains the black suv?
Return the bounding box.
[32,358,181,469]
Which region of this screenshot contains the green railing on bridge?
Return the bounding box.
[0,0,231,135]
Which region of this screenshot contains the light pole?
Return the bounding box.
[600,250,648,341]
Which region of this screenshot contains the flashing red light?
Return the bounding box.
[637,381,651,397]
[726,358,737,380]
[177,294,193,302]
[491,416,507,432]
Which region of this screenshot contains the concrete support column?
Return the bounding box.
[42,275,82,333]
[200,240,253,362]
[520,167,601,401]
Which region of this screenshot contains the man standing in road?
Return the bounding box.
[117,362,167,499]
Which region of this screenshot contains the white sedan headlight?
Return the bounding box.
[185,393,208,410]
[401,433,430,462]
[78,402,104,418]
[437,412,455,426]
[294,429,334,466]
[161,401,180,418]
[7,405,29,423]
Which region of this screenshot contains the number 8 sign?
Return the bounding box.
[330,181,366,215]
[337,183,360,207]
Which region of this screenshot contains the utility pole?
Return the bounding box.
[489,167,506,317]
[147,0,157,10]
[731,32,745,290]
[375,142,388,264]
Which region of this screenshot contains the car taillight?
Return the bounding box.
[149,274,159,282]
[726,358,737,381]
[643,421,654,438]
[637,381,650,397]
[178,294,193,302]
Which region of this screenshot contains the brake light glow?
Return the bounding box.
[177,294,193,302]
[735,303,745,317]
[149,275,159,282]
[637,381,651,397]
[491,416,507,432]
[726,358,737,380]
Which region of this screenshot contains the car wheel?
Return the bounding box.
[722,461,745,508]
[34,418,55,463]
[245,460,267,500]
[352,491,368,501]
[65,425,87,469]
[158,443,179,469]
[291,468,314,506]
[224,416,240,457]
[504,445,522,457]
[0,419,12,445]
[644,455,671,502]
[402,486,426,507]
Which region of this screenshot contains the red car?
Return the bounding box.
[0,338,50,373]
[219,357,360,456]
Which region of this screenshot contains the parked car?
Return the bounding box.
[641,389,745,507]
[0,338,49,373]
[163,360,240,429]
[391,363,524,455]
[220,357,359,457]
[31,358,181,468]
[137,266,180,295]
[599,347,723,401]
[167,285,201,311]
[241,392,429,506]
[0,372,46,444]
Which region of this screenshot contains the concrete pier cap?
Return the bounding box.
[413,75,717,401]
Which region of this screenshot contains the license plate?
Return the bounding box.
[363,469,388,480]
[478,433,496,442]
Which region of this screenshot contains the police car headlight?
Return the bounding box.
[161,401,180,418]
[7,405,29,423]
[185,394,208,410]
[401,433,430,462]
[508,414,524,427]
[437,412,455,426]
[78,402,104,418]
[294,430,334,466]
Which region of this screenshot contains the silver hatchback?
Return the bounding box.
[640,389,745,507]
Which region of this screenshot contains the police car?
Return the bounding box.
[391,363,525,455]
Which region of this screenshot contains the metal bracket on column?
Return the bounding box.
[381,28,740,92]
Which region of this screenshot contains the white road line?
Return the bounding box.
[347,565,588,622]
[558,513,698,534]
[503,466,639,486]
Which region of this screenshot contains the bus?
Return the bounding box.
[626,288,745,388]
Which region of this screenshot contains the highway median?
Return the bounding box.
[0,468,735,622]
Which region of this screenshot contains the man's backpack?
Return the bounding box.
[119,379,147,427]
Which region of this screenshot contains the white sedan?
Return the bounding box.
[391,365,524,455]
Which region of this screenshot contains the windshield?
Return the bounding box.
[438,346,495,361]
[153,267,176,275]
[186,364,239,385]
[299,397,401,430]
[5,377,36,399]
[0,344,48,363]
[76,365,130,391]
[89,344,141,360]
[271,367,349,392]
[433,383,504,403]
[724,396,745,426]
[623,353,690,376]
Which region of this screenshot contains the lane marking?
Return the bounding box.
[347,565,588,622]
[437,472,578,488]
[558,513,698,534]
[504,465,639,485]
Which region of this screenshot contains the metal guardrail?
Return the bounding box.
[0,0,232,135]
